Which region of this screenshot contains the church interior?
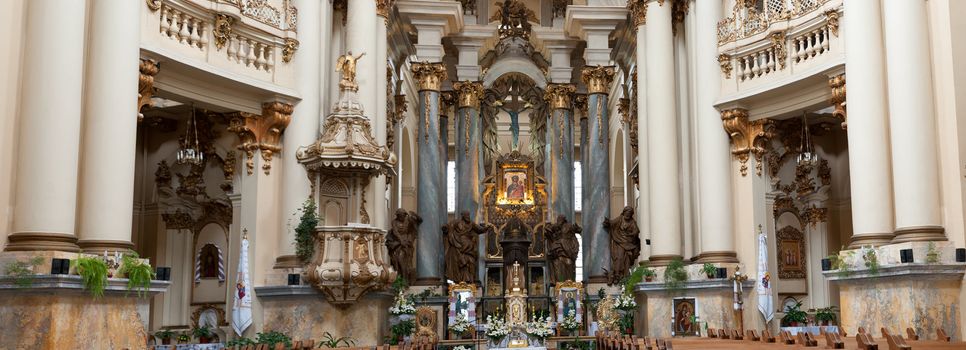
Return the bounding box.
[1,0,966,349]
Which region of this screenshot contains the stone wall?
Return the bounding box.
[259,287,393,345]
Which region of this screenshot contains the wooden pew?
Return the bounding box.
[938,328,951,342]
[731,329,743,340]
[664,339,673,350]
[635,336,653,350]
[655,339,666,350]
[796,331,817,347]
[707,328,717,338]
[746,329,760,341]
[825,331,845,349]
[719,329,729,339]
[779,330,795,345]
[761,329,776,343]
[905,328,919,341]
[856,332,879,350]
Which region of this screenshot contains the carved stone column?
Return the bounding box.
[76,0,142,253]
[843,0,895,247]
[412,62,448,285]
[692,0,736,263]
[643,0,682,265]
[882,0,946,243]
[373,0,395,230]
[454,81,484,220]
[580,65,615,282]
[5,0,87,252]
[545,83,577,222]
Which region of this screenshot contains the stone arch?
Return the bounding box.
[482,56,548,89]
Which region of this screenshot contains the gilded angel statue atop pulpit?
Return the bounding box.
[336,51,366,91]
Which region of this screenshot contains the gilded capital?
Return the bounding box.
[411,62,448,92]
[228,102,294,175]
[138,59,159,123]
[376,0,395,19]
[721,108,773,177]
[544,83,576,110]
[581,65,616,95]
[828,74,846,130]
[627,0,647,27]
[453,81,485,109]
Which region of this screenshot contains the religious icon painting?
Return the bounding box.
[504,171,527,201]
[775,225,807,279]
[672,298,699,337]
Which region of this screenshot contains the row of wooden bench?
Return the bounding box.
[703,326,953,350]
[596,332,676,350]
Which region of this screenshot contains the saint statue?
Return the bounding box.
[602,206,641,284]
[494,100,532,151]
[545,215,580,283]
[441,211,493,283]
[386,209,421,283]
[335,51,366,91]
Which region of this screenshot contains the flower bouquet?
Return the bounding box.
[449,313,473,338]
[389,291,416,316]
[614,292,637,311]
[524,314,554,346]
[559,310,581,336]
[485,314,511,347]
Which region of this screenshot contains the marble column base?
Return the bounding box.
[77,239,135,253]
[3,232,80,252]
[0,274,168,349]
[825,263,965,340]
[634,279,754,338]
[848,232,895,248]
[892,225,947,244]
[257,286,393,345]
[273,254,300,269]
[692,251,738,264]
[648,254,683,267]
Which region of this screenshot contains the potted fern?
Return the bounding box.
[663,257,688,291]
[192,325,215,344]
[780,301,807,327]
[155,329,175,345]
[256,331,293,348]
[118,253,155,297]
[701,263,717,279]
[319,331,355,349]
[72,256,108,298]
[815,306,838,326]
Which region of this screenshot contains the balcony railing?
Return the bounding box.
[718,0,831,45]
[142,0,298,89]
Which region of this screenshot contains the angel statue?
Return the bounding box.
[336,51,366,91]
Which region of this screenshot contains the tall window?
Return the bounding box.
[447,161,456,213]
[574,161,582,212]
[575,233,584,282]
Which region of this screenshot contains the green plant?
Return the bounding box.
[926,242,941,264]
[226,337,256,347]
[861,247,879,275]
[780,301,808,326]
[663,257,688,291]
[828,251,854,277]
[256,330,292,348]
[388,319,415,345]
[72,256,109,298]
[701,263,717,278]
[192,325,214,339]
[294,198,319,263]
[815,306,838,325]
[624,265,647,293]
[5,256,44,288]
[391,275,409,294]
[319,331,355,348]
[154,329,175,340]
[177,332,191,343]
[118,253,155,297]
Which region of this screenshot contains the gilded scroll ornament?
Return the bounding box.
[138,59,160,123]
[336,51,366,92]
[376,0,395,19]
[672,0,690,35]
[146,0,161,11]
[802,205,828,229]
[721,108,774,177]
[718,54,733,79]
[828,74,847,129]
[281,38,299,63]
[825,9,840,37]
[626,0,647,27]
[228,101,294,175]
[580,65,616,95]
[574,94,588,117]
[618,98,631,125]
[770,31,787,69]
[411,61,448,92]
[213,14,234,50]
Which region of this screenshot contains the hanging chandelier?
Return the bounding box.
[176,104,205,166]
[796,111,817,166]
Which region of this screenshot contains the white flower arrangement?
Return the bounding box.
[614,292,637,311]
[524,315,555,340]
[559,310,581,332]
[449,313,473,335]
[389,291,416,315]
[485,315,511,340]
[453,346,473,350]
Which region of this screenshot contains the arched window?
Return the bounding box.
[195,243,225,283]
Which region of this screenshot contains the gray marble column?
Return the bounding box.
[580,66,615,283]
[412,62,448,285]
[453,81,485,220]
[439,113,449,215]
[546,84,577,222]
[578,99,590,281]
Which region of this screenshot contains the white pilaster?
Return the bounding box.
[882,0,945,242]
[397,0,464,62]
[76,0,141,252]
[564,6,626,66]
[6,0,87,252]
[843,0,895,247]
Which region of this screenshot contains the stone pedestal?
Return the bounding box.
[0,274,168,349]
[257,286,393,345]
[825,264,965,340]
[635,279,753,338]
